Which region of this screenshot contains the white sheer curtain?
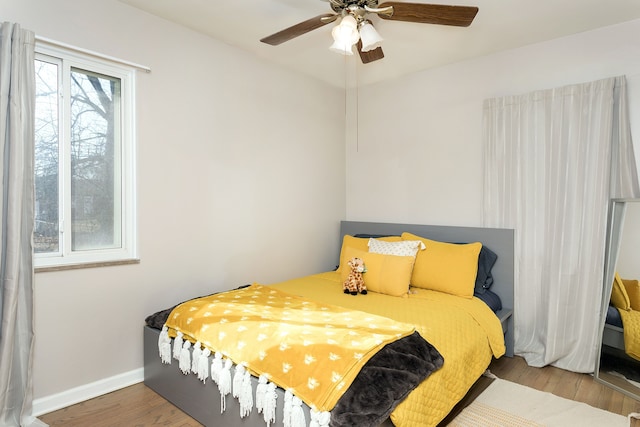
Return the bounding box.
[0,22,47,427]
[483,76,640,372]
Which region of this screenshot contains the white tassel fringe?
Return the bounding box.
[218,359,233,414]
[310,409,330,427]
[263,382,277,427]
[233,364,246,399]
[283,390,293,427]
[158,326,172,364]
[197,348,210,383]
[211,352,223,384]
[179,341,191,374]
[191,341,202,374]
[256,375,268,413]
[173,331,184,360]
[290,396,306,427]
[239,369,253,418]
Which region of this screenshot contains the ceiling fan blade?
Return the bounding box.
[377,2,478,27]
[357,40,384,64]
[260,14,338,45]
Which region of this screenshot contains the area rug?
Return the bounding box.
[449,378,630,427]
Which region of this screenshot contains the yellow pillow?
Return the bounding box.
[622,277,640,311]
[611,272,631,311]
[401,232,481,298]
[340,247,414,297]
[336,234,402,272]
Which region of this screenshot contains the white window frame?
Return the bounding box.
[34,43,137,269]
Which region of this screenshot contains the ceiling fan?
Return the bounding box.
[260,1,479,64]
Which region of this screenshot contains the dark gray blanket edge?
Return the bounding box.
[330,331,444,427]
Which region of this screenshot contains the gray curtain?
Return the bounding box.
[0,22,46,427]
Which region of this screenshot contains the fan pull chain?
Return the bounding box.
[355,58,359,153]
[343,54,359,152]
[343,52,350,152]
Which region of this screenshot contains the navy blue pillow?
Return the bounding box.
[475,246,498,295]
[474,289,502,313]
[606,305,623,328]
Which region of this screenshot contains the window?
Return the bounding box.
[34,45,137,268]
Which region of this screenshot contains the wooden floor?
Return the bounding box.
[39,356,640,426]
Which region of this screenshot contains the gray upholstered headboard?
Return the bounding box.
[339,221,515,356]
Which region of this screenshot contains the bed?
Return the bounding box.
[143,221,515,427]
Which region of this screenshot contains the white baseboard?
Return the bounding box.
[33,368,144,417]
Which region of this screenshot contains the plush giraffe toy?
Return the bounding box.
[343,257,367,295]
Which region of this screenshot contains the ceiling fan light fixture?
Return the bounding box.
[338,14,358,31]
[329,39,355,55]
[329,15,360,55]
[261,3,479,64]
[359,21,383,52]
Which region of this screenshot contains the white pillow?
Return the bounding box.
[368,238,425,257]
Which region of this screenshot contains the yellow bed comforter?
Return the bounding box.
[618,309,640,361]
[270,271,506,427]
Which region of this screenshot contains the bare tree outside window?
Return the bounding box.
[34,59,60,253]
[70,68,120,251]
[34,59,123,255]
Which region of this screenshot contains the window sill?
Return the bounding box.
[35,258,140,273]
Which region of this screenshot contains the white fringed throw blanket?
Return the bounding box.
[159,284,420,425]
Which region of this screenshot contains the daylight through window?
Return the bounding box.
[34,45,136,268]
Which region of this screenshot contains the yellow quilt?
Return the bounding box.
[271,271,506,427]
[164,283,416,411]
[618,309,640,361]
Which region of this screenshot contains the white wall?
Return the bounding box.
[347,19,640,226]
[2,0,346,410]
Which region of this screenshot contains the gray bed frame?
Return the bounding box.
[143,221,515,426]
[602,323,625,351]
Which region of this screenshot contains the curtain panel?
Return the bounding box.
[0,22,46,427]
[482,76,640,372]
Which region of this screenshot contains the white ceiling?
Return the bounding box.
[119,0,640,87]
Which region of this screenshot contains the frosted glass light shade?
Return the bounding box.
[340,15,358,30]
[329,40,355,55]
[359,21,383,52]
[329,15,359,55]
